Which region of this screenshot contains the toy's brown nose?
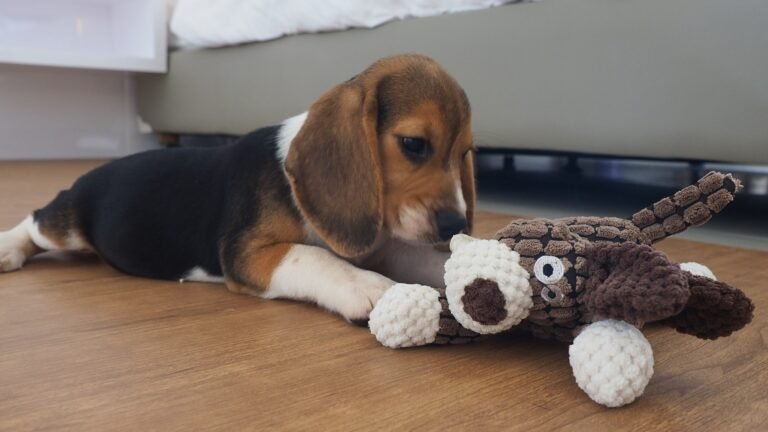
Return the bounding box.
[461,278,508,325]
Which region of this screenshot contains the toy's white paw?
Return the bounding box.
[369,284,442,348]
[680,262,717,280]
[569,320,654,408]
[444,235,532,334]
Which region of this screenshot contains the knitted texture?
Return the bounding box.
[369,284,482,347]
[630,171,741,243]
[661,274,754,340]
[432,287,483,345]
[369,284,442,348]
[680,262,717,280]
[489,171,749,342]
[584,242,690,324]
[461,278,508,325]
[569,320,654,408]
[368,171,752,408]
[497,219,586,341]
[444,237,532,334]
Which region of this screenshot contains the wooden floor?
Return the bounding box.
[1,161,766,431]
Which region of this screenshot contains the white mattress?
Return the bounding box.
[169,0,527,49]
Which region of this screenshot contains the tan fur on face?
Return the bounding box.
[375,66,475,243]
[287,54,475,253]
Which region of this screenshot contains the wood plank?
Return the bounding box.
[0,161,766,431]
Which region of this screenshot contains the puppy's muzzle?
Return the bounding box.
[436,210,467,242]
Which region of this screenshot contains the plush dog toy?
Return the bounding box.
[369,171,754,407]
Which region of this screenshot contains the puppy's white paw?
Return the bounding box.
[336,271,395,323]
[0,232,28,273]
[0,249,26,272]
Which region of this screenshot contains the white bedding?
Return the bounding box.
[170,0,526,49]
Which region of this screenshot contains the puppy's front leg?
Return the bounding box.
[364,239,450,288]
[227,243,394,322]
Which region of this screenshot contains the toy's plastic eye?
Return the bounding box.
[540,285,564,303]
[534,255,565,285]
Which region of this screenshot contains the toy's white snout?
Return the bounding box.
[444,235,533,334]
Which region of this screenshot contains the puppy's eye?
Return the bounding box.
[399,137,430,161]
[533,255,565,285]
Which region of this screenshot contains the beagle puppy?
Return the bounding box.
[0,54,475,322]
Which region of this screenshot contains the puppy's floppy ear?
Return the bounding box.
[461,151,476,234]
[284,81,383,258]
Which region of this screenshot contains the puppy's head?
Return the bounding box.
[285,54,475,258]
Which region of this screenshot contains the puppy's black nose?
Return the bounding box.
[436,210,467,241]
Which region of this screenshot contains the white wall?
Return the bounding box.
[0,63,160,160]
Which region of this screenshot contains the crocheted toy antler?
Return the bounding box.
[369,171,754,407]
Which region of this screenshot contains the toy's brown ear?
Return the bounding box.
[661,274,754,339]
[584,242,690,323]
[284,80,383,258]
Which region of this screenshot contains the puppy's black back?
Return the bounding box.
[34,126,285,281]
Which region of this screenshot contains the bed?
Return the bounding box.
[136,0,768,164]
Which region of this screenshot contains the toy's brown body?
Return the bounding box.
[370,171,754,407]
[433,171,754,344]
